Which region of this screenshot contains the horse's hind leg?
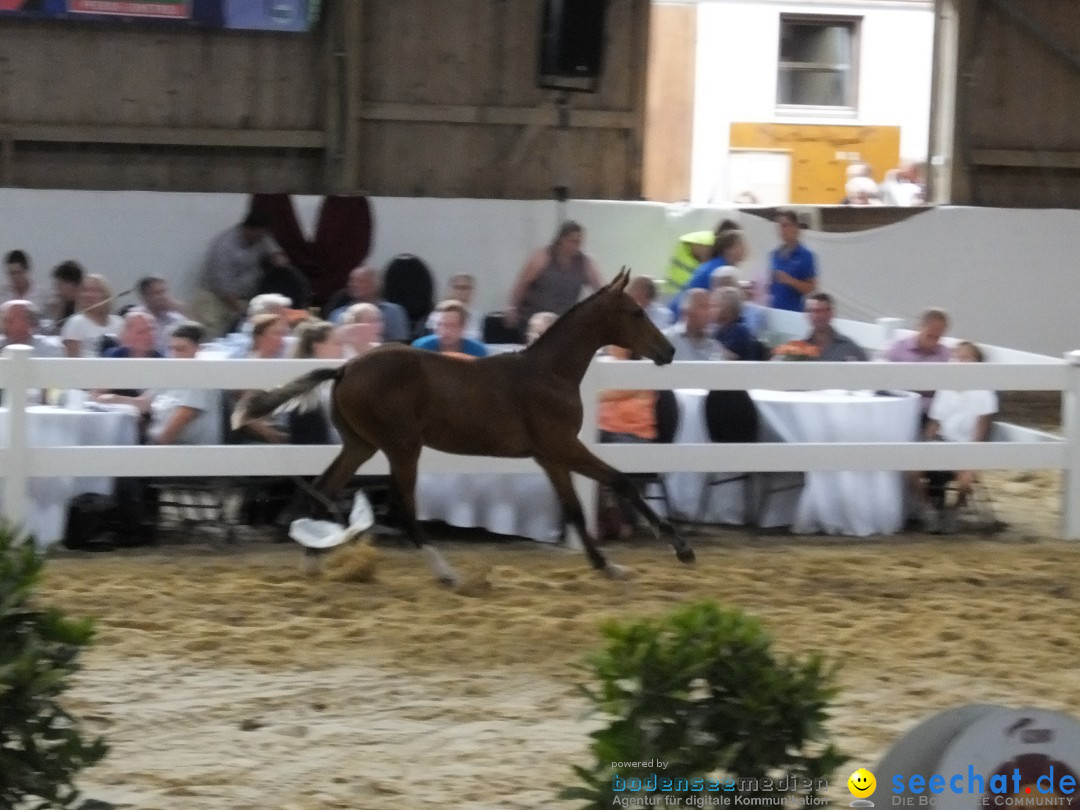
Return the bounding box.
[560,441,695,565]
[536,459,624,578]
[384,444,461,588]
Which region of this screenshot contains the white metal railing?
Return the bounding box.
[2,318,1079,542]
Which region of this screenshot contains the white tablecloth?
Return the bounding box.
[0,405,140,549]
[750,389,921,536]
[416,464,562,543]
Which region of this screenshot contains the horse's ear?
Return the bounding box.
[613,266,630,291]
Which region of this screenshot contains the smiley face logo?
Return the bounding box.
[848,768,877,798]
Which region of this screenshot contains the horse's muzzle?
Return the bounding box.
[650,340,676,366]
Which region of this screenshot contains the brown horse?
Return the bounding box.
[232,268,695,585]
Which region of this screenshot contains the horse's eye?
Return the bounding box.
[632,309,645,318]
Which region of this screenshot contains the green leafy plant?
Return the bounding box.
[0,522,109,809]
[560,600,847,808]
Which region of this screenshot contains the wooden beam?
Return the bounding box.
[627,0,651,199]
[359,102,637,130]
[969,149,1080,169]
[1,124,325,150]
[321,1,344,190]
[342,0,364,192]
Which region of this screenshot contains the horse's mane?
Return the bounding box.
[521,284,610,355]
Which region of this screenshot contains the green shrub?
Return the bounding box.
[560,600,847,808]
[0,523,109,809]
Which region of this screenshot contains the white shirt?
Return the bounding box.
[929,389,998,443]
[148,388,223,445]
[60,313,124,357]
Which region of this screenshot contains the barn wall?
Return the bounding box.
[946,0,1080,207]
[0,0,649,199]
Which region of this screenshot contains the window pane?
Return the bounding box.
[780,22,852,66]
[778,67,849,107]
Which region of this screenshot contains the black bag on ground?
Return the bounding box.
[63,493,123,549]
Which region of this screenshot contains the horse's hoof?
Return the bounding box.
[601,563,633,580]
[675,546,696,564]
[438,575,459,589]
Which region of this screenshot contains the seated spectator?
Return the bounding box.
[99,321,223,538]
[324,265,411,342]
[0,299,62,404]
[880,162,924,206]
[338,302,383,358]
[136,276,187,353]
[803,292,867,362]
[626,276,673,330]
[257,249,312,311]
[287,320,344,445]
[98,310,163,406]
[232,314,291,445]
[711,287,763,361]
[884,307,951,414]
[425,273,483,340]
[0,300,62,357]
[525,311,558,346]
[505,220,604,333]
[670,223,747,316]
[219,293,297,358]
[193,211,282,338]
[413,300,487,357]
[597,345,657,541]
[61,273,124,358]
[663,288,724,361]
[47,260,84,333]
[2,250,48,312]
[915,341,998,533]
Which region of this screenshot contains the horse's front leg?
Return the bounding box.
[560,440,696,565]
[536,459,627,579]
[384,444,461,588]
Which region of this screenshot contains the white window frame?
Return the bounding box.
[775,14,861,118]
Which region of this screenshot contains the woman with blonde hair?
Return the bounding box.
[60,273,124,357]
[293,319,344,360]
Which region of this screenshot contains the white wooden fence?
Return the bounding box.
[2,315,1079,542]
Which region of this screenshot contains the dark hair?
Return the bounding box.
[51,260,84,285]
[711,229,745,261]
[775,209,802,226]
[552,220,583,246]
[714,219,740,238]
[169,321,206,344]
[807,292,834,307]
[5,250,29,268]
[137,276,165,296]
[956,340,985,362]
[242,211,269,230]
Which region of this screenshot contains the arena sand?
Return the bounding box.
[37,467,1080,809]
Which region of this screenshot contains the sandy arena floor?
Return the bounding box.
[34,465,1080,810]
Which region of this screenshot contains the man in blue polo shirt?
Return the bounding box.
[768,210,818,311]
[412,300,487,358]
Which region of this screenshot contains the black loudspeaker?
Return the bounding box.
[538,0,607,92]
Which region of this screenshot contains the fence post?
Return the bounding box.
[1062,350,1080,540]
[572,360,600,550]
[2,345,32,543]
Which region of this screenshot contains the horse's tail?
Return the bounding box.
[230,367,343,430]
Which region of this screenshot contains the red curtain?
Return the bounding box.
[248,194,373,307]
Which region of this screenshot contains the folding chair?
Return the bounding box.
[697,390,803,532]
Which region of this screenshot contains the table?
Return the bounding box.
[0,405,140,549]
[750,389,921,536]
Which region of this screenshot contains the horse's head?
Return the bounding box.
[600,267,675,365]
